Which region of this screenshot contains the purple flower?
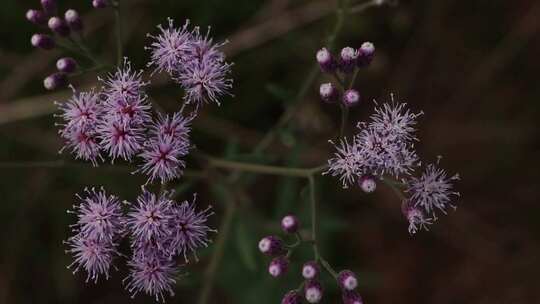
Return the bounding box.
[339,46,359,73]
[137,134,190,184]
[69,187,124,241]
[102,94,152,126]
[174,55,233,106]
[48,16,70,36]
[168,194,215,261]
[316,47,337,73]
[43,72,67,90]
[26,9,46,25]
[401,200,432,234]
[65,233,119,283]
[125,252,178,302]
[146,18,194,75]
[406,163,460,217]
[56,57,78,73]
[56,88,101,128]
[150,112,192,141]
[64,9,83,32]
[326,98,422,187]
[100,58,148,102]
[358,175,377,193]
[31,33,55,50]
[97,120,145,162]
[126,189,174,248]
[60,124,102,165]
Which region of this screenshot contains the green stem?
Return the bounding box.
[308,175,320,261]
[206,156,326,178]
[382,177,406,200]
[320,257,339,278]
[339,103,349,137]
[113,1,123,65]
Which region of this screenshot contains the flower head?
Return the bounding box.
[146,18,194,74]
[406,162,460,217]
[137,134,190,184]
[65,234,119,283]
[401,200,432,234]
[100,58,148,102]
[125,252,178,302]
[102,93,152,126]
[69,187,124,241]
[151,112,192,141]
[168,194,215,261]
[126,190,174,248]
[97,120,145,162]
[56,88,101,128]
[60,124,102,165]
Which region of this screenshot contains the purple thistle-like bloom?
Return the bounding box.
[168,194,215,261]
[151,112,192,141]
[100,58,148,102]
[97,120,145,161]
[125,252,178,302]
[60,125,102,165]
[175,56,233,106]
[65,234,118,283]
[137,135,189,184]
[56,88,101,128]
[326,97,422,187]
[406,163,460,217]
[102,94,152,126]
[146,18,194,74]
[69,187,124,241]
[126,190,174,248]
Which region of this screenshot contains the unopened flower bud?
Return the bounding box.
[258,236,285,256]
[343,89,360,107]
[316,47,337,73]
[281,290,302,304]
[41,0,57,15]
[268,256,289,278]
[281,214,299,234]
[357,42,375,67]
[319,83,338,103]
[304,280,323,303]
[342,290,364,304]
[358,175,376,193]
[26,9,46,25]
[31,34,55,50]
[43,72,67,90]
[302,261,320,280]
[92,0,108,9]
[64,9,83,31]
[339,47,358,73]
[48,16,70,36]
[338,270,358,291]
[56,57,77,73]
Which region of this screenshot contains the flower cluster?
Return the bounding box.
[55,59,192,184]
[325,93,460,234]
[258,214,365,304]
[65,187,215,301]
[26,0,89,89]
[147,18,233,107]
[316,42,375,107]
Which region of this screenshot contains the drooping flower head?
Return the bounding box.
[401,199,432,234]
[168,194,215,261]
[124,252,178,302]
[146,18,194,74]
[126,189,174,248]
[406,162,460,217]
[69,187,124,241]
[65,233,119,283]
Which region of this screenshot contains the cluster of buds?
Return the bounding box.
[259,214,364,304]
[316,42,375,107]
[26,0,88,90]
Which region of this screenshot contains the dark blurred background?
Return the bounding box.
[1,0,540,303]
